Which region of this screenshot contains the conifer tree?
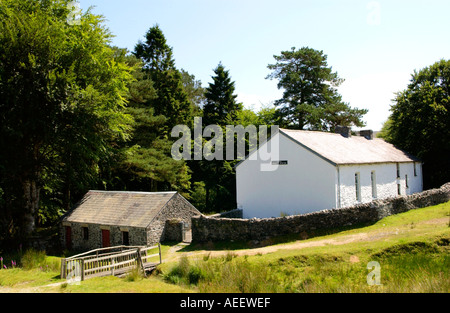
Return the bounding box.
[196,63,241,212]
[203,63,241,126]
[267,47,367,131]
[109,51,191,195]
[134,25,192,131]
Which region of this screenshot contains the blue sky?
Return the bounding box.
[78,0,449,130]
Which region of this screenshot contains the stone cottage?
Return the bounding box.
[61,190,201,251]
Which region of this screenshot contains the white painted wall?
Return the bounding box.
[236,132,423,218]
[236,133,337,218]
[337,162,423,208]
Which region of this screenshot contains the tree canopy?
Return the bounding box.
[0,0,133,242]
[133,24,192,131]
[110,30,193,196]
[381,59,450,189]
[193,63,242,212]
[266,47,367,130]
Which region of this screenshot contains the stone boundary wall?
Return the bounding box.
[192,183,450,242]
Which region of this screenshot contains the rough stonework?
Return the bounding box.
[192,183,450,242]
[164,219,184,242]
[61,191,201,251]
[147,193,201,245]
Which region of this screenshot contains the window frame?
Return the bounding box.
[371,171,377,199]
[355,172,361,202]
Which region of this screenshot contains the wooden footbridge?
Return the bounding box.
[61,244,162,281]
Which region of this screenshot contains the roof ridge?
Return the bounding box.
[279,129,419,164]
[87,190,177,195]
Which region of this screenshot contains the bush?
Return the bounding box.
[20,249,46,270]
[163,255,205,286]
[125,266,144,282]
[19,249,60,272]
[187,266,205,285]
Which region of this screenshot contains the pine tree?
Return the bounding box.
[134,25,192,131]
[203,63,241,126]
[267,47,367,130]
[196,63,241,212]
[107,52,191,195]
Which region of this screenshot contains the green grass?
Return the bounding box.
[159,201,450,293]
[0,243,192,293]
[0,201,449,293]
[0,249,63,290]
[160,235,449,293]
[58,274,193,293]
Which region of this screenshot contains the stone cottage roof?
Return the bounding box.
[280,129,420,165]
[62,191,179,228]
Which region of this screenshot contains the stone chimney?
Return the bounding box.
[335,126,351,138]
[359,129,374,140]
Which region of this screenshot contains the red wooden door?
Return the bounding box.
[101,229,110,248]
[65,226,72,249]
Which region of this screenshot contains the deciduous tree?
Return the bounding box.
[0,0,133,241]
[386,59,450,189]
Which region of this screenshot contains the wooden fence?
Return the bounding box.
[60,244,162,281]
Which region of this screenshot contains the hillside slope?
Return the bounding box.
[0,201,448,293]
[160,201,450,293]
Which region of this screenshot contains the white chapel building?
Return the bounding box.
[235,127,423,219]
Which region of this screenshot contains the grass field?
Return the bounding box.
[0,201,449,293]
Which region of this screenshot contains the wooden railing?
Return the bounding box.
[61,244,162,281]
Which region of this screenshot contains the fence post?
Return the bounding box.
[60,258,66,279]
[158,243,162,264]
[136,247,146,277]
[80,259,85,281]
[112,257,115,276]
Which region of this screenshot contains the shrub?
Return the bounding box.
[20,249,46,270]
[187,266,205,285]
[125,266,144,282]
[19,249,60,272]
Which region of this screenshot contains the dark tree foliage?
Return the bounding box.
[203,63,241,126]
[106,49,192,196]
[267,47,367,131]
[194,63,242,212]
[386,59,450,189]
[134,25,192,131]
[0,0,133,244]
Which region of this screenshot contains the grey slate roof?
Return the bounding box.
[62,190,177,228]
[280,129,420,165]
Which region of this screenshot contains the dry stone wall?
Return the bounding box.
[192,183,450,242]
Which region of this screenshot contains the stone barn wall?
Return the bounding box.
[146,193,202,245]
[61,223,147,251]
